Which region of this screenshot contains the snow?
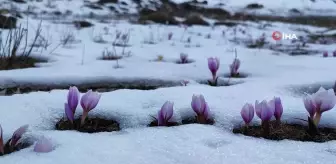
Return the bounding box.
[1,1,336,163]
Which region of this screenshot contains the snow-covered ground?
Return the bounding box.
[1,1,336,163]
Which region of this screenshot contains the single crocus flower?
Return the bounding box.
[274,97,283,122]
[0,125,3,155]
[207,57,220,83]
[230,58,240,76]
[191,94,210,123]
[333,50,336,57]
[10,125,29,150]
[312,87,336,125]
[80,90,101,125]
[241,103,254,126]
[157,101,174,126]
[259,101,273,122]
[67,86,80,114]
[33,137,53,153]
[180,53,188,63]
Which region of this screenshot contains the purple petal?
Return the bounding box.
[80,90,101,112]
[33,137,53,153]
[274,97,283,120]
[191,95,205,115]
[67,86,80,113]
[203,102,210,120]
[11,124,29,147]
[320,89,336,113]
[303,95,316,117]
[161,101,174,121]
[241,103,254,124]
[207,57,219,74]
[260,101,273,121]
[65,103,74,122]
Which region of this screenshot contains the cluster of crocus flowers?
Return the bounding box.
[229,58,240,77]
[157,101,174,126]
[65,86,101,126]
[180,53,188,64]
[207,57,220,86]
[303,87,336,131]
[191,94,211,124]
[0,124,28,155]
[241,97,283,136]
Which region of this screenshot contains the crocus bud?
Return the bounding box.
[333,51,336,57]
[230,58,240,76]
[157,101,174,126]
[33,137,53,153]
[274,97,283,121]
[256,100,273,121]
[0,125,3,154]
[313,87,336,113]
[191,94,206,115]
[207,57,220,81]
[67,86,80,113]
[255,100,262,118]
[65,103,74,123]
[80,90,101,113]
[241,103,254,125]
[80,90,101,125]
[10,125,29,148]
[303,95,316,117]
[323,51,328,57]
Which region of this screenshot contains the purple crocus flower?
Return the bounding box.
[80,90,101,125]
[323,51,328,57]
[241,103,254,125]
[157,101,174,126]
[180,53,188,63]
[230,58,240,76]
[80,90,101,113]
[67,86,80,113]
[256,100,273,121]
[10,125,29,148]
[274,97,283,121]
[313,87,336,113]
[65,103,74,123]
[333,50,336,57]
[303,95,316,118]
[191,94,210,121]
[0,125,3,154]
[207,57,220,82]
[33,137,53,153]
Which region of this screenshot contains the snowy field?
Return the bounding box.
[1,0,336,164]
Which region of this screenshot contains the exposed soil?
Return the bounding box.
[223,72,249,78]
[148,120,179,127]
[0,139,32,156]
[55,117,120,133]
[233,121,336,142]
[182,116,215,125]
[199,78,244,87]
[0,56,48,70]
[0,80,179,95]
